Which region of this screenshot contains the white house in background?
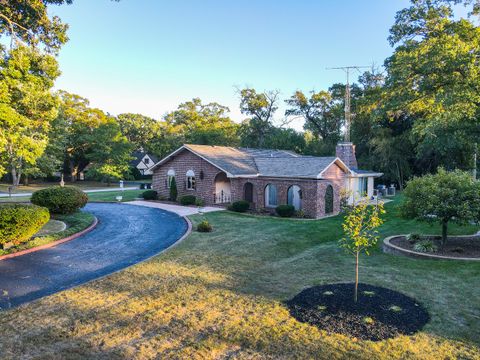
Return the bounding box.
[130,151,159,176]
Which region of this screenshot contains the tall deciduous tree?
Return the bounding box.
[117,113,162,153]
[239,88,279,147]
[285,90,342,148]
[0,45,60,185]
[384,0,480,173]
[54,91,132,181]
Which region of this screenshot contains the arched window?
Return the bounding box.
[186,170,196,190]
[264,184,278,207]
[287,185,302,210]
[167,169,175,188]
[325,185,334,214]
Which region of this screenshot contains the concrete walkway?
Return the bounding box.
[0,187,139,198]
[125,200,225,217]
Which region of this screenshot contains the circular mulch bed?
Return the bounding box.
[286,283,429,341]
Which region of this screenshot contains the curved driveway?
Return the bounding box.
[0,203,188,310]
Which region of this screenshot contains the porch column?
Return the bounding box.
[367,177,374,198]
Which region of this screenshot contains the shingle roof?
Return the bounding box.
[182,144,342,178]
[254,157,337,178]
[130,151,159,167]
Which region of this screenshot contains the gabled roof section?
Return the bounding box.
[130,151,159,167]
[185,144,258,176]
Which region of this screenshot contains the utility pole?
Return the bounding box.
[326,65,369,142]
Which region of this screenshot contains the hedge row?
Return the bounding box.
[0,204,50,247]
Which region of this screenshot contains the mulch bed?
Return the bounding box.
[286,283,429,341]
[391,236,480,258]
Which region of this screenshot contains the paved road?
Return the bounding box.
[0,203,188,310]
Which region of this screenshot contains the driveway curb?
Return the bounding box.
[0,216,98,261]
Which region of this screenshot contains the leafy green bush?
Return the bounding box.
[406,233,421,244]
[413,240,438,253]
[230,200,250,213]
[195,198,205,207]
[31,186,88,214]
[295,210,306,218]
[197,220,213,232]
[276,204,295,217]
[142,190,158,200]
[180,195,196,205]
[169,177,178,201]
[0,204,50,247]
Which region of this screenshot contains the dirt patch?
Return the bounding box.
[391,235,480,258]
[286,283,429,341]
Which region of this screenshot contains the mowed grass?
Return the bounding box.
[0,198,479,359]
[0,189,144,203]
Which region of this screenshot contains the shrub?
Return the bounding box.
[169,177,178,201]
[276,204,295,217]
[413,240,438,253]
[142,190,158,200]
[0,204,50,247]
[31,186,88,214]
[406,233,421,244]
[230,200,250,213]
[197,220,212,232]
[295,210,306,218]
[195,198,205,207]
[180,195,196,205]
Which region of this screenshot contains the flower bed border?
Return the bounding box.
[383,234,480,261]
[0,216,98,261]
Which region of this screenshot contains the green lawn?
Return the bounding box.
[0,198,479,359]
[0,211,95,256]
[0,181,127,194]
[85,189,144,202]
[0,189,144,203]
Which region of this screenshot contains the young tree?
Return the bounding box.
[340,199,385,303]
[401,168,480,247]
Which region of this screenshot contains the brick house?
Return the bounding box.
[150,142,382,218]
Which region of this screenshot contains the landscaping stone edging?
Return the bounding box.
[0,216,99,261]
[383,234,480,261]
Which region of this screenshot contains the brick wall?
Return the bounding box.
[151,149,224,205]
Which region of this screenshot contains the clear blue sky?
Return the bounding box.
[51,0,410,129]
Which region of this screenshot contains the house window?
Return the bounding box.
[264,184,278,207]
[186,170,196,190]
[357,177,367,196]
[287,185,302,211]
[167,169,175,188]
[144,157,150,165]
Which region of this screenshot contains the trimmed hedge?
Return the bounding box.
[197,220,213,232]
[31,186,88,214]
[230,200,250,213]
[180,195,196,205]
[276,204,295,218]
[142,190,158,200]
[0,204,50,247]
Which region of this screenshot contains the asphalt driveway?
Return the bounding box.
[0,203,188,309]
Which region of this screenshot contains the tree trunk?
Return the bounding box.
[23,174,29,186]
[441,221,448,249]
[354,251,359,303]
[11,168,20,187]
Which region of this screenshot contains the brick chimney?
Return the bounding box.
[336,142,358,169]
